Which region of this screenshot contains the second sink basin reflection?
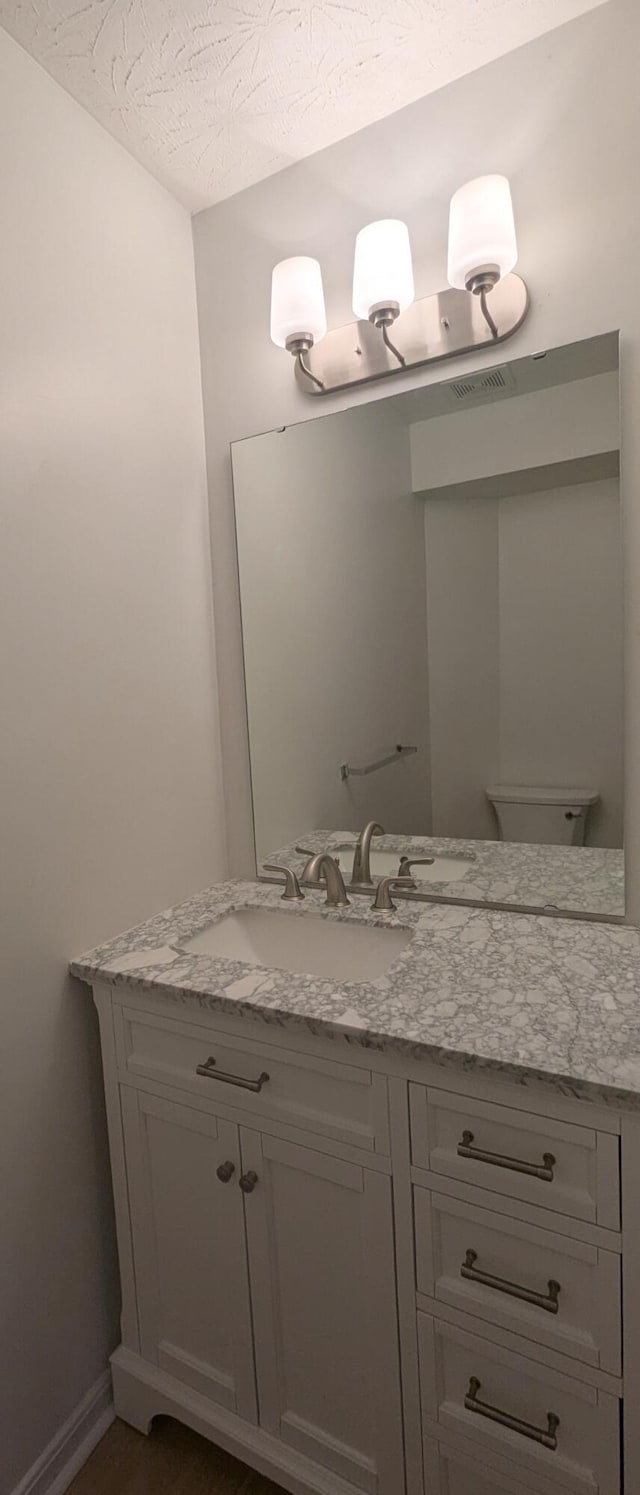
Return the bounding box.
[334,845,475,883]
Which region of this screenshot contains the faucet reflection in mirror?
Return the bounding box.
[270,175,528,396]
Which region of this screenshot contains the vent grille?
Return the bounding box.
[446,364,515,403]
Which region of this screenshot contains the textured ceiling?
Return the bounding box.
[1,0,606,211]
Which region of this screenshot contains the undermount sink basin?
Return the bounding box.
[334,845,475,883]
[180,906,410,982]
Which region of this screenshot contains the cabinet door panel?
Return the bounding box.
[121,1088,256,1421]
[241,1129,404,1495]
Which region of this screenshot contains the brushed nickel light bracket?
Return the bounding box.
[294,273,529,396]
[284,332,325,391]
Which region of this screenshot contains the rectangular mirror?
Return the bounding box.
[232,332,622,920]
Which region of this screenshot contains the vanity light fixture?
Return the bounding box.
[352,219,415,367]
[271,175,528,397]
[270,255,328,390]
[447,174,518,337]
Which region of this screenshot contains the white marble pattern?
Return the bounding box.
[0,0,605,209]
[71,876,640,1110]
[267,829,624,917]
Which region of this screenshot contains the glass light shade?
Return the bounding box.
[270,256,327,349]
[447,175,518,291]
[352,220,414,321]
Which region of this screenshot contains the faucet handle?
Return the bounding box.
[371,876,414,913]
[263,864,305,902]
[397,855,435,886]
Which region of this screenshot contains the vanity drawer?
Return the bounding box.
[418,1312,620,1495]
[414,1188,621,1373]
[113,1005,389,1152]
[410,1086,620,1228]
[423,1434,577,1495]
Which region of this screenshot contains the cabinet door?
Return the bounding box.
[121,1088,256,1421]
[240,1129,404,1495]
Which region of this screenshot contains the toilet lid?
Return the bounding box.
[486,785,599,806]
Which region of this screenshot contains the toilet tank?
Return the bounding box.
[486,786,599,846]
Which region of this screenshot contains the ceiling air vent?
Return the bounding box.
[445,364,516,404]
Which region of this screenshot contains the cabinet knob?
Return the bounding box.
[239,1170,258,1194]
[216,1160,235,1183]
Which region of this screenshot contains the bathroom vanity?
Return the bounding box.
[71,324,628,1492]
[72,880,640,1495]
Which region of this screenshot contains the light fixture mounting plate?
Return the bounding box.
[294,273,529,395]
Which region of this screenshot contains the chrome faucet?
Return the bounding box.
[351,821,385,886]
[302,853,350,907]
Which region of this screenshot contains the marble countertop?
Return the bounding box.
[265,830,625,918]
[72,877,640,1111]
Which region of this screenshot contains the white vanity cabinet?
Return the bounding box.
[240,1130,404,1492]
[92,981,634,1495]
[120,1089,257,1420]
[97,986,404,1495]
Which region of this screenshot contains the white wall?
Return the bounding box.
[498,478,623,844]
[232,404,430,860]
[422,479,622,845]
[424,498,500,839]
[410,371,619,492]
[412,372,622,845]
[192,0,639,915]
[0,28,225,1494]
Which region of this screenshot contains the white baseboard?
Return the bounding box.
[11,1369,115,1495]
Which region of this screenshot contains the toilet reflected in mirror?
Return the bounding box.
[486,786,600,847]
[231,332,623,920]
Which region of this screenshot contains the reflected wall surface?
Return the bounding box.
[232,333,622,918]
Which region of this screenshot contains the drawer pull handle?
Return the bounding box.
[239,1171,258,1194]
[461,1249,561,1314]
[196,1056,270,1093]
[216,1160,235,1183]
[465,1376,560,1450]
[458,1130,556,1182]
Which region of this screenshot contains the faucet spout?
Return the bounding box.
[302,854,350,908]
[351,821,385,886]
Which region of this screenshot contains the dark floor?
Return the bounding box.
[67,1416,286,1494]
